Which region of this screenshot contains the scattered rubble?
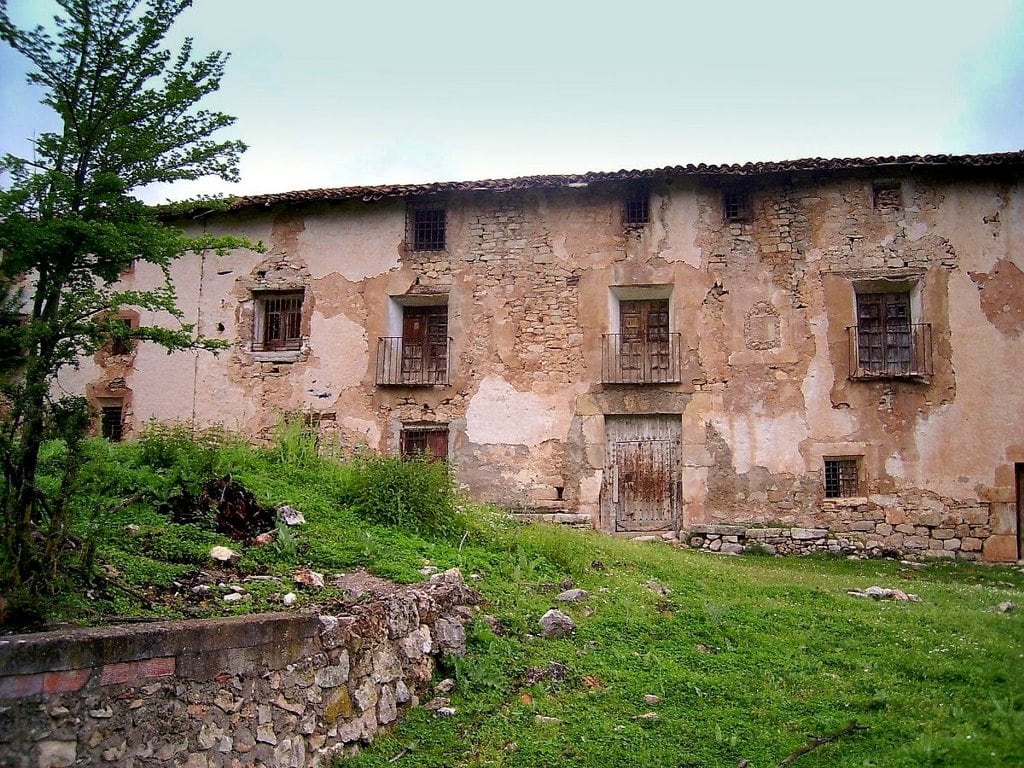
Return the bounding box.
[996,602,1015,613]
[555,588,588,603]
[277,504,305,527]
[282,592,297,606]
[209,546,238,564]
[645,580,671,597]
[643,694,662,705]
[293,568,325,589]
[846,586,922,602]
[522,662,570,685]
[538,609,575,638]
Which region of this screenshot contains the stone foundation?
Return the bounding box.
[0,569,478,768]
[683,518,982,560]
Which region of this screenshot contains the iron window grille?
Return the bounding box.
[824,458,859,498]
[723,190,753,223]
[400,425,449,461]
[101,405,124,442]
[253,292,303,352]
[408,206,446,251]
[624,189,650,226]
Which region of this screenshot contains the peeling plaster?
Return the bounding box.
[801,313,855,436]
[341,416,380,448]
[299,209,402,281]
[711,413,809,476]
[466,376,560,446]
[302,313,368,390]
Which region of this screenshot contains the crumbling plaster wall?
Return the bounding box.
[73,171,1024,561]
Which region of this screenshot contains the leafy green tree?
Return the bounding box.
[0,0,253,602]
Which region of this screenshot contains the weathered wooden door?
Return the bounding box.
[1016,463,1023,561]
[604,415,680,533]
[856,292,912,374]
[402,306,448,384]
[619,299,671,377]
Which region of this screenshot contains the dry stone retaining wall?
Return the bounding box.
[0,569,477,768]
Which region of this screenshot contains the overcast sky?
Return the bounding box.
[2,0,1024,203]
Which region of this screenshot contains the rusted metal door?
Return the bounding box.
[604,415,680,533]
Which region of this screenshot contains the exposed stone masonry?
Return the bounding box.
[0,569,478,768]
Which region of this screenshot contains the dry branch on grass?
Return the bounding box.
[737,720,868,768]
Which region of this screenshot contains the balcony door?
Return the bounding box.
[402,306,448,385]
[619,299,671,375]
[856,291,912,374]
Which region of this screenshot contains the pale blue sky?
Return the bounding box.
[2,0,1024,202]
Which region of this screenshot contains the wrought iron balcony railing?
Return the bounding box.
[376,336,451,386]
[601,333,682,384]
[847,323,933,379]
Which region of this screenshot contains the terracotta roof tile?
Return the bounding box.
[218,150,1024,211]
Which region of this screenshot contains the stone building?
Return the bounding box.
[61,151,1024,562]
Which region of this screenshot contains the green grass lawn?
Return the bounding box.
[346,527,1024,768]
[7,428,1023,767]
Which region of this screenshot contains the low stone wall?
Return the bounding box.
[0,569,477,768]
[683,520,980,560]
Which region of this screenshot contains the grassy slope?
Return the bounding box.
[13,433,1024,767]
[349,527,1024,768]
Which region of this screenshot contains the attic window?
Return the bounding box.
[624,188,650,226]
[872,181,901,211]
[408,205,446,251]
[723,190,753,223]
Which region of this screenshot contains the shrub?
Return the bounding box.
[344,454,460,537]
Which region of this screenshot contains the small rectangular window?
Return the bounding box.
[824,458,859,498]
[401,425,449,461]
[624,189,650,226]
[254,292,303,352]
[872,181,901,211]
[408,206,446,251]
[723,191,753,223]
[101,405,124,442]
[108,317,134,356]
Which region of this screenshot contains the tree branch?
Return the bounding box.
[777,721,868,767]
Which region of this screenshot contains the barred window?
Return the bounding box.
[723,190,753,223]
[624,188,650,226]
[253,292,303,352]
[400,425,449,461]
[101,404,124,442]
[408,206,446,251]
[824,458,860,498]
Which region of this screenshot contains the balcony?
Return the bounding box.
[601,333,682,384]
[847,323,933,379]
[376,336,451,386]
